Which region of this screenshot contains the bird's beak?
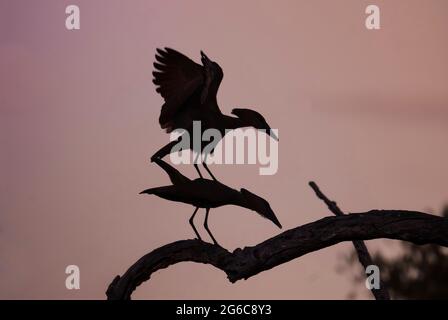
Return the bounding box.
[265,125,279,142]
[273,218,282,229]
[269,211,282,229]
[262,206,282,229]
[270,129,279,142]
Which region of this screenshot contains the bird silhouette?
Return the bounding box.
[151,48,279,181]
[140,158,282,245]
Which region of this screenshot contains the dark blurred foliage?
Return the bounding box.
[341,206,448,299]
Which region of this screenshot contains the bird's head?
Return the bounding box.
[240,188,282,229]
[231,108,279,141]
[201,51,223,82]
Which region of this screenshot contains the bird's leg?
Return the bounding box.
[189,207,202,241]
[194,163,203,179]
[203,208,219,245]
[202,162,218,181]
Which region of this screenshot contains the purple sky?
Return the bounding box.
[1,0,448,299]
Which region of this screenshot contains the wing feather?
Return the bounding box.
[153,48,203,101]
[152,48,204,130]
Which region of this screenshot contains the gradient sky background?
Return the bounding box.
[1,0,447,299]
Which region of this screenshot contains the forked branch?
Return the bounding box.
[309,181,390,300]
[106,210,448,300]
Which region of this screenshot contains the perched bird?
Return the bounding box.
[140,158,282,245]
[151,48,278,181]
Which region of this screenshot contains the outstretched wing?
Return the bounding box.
[153,48,204,132]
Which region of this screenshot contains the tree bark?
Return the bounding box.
[309,181,390,300]
[106,210,448,300]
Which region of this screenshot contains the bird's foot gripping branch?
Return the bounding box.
[107,182,448,300]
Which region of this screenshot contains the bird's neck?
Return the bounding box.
[203,80,221,105]
[220,114,248,130]
[231,192,252,210]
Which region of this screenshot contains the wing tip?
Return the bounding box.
[156,48,170,60]
[153,62,165,70]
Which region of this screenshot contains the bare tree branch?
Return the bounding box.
[106,210,448,300]
[309,181,390,300]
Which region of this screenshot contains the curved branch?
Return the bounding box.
[106,210,448,300]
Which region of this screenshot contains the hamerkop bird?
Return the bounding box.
[151,48,279,181]
[140,159,282,245]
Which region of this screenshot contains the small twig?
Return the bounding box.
[309,181,390,300]
[309,181,344,216]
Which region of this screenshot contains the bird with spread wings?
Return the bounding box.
[151,48,278,181]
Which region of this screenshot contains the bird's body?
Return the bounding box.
[151,48,278,180]
[144,179,242,209]
[141,159,282,245]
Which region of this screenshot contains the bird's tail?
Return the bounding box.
[139,186,177,202]
[151,139,180,162]
[153,158,190,185]
[139,186,166,195]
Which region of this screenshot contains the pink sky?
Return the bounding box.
[1,0,447,299]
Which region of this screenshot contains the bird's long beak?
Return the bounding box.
[262,205,282,229]
[265,126,279,142]
[271,216,282,229]
[270,129,279,142]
